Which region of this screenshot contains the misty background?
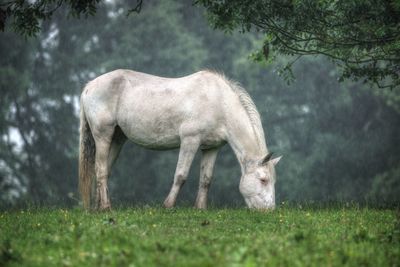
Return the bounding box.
[1,0,399,208]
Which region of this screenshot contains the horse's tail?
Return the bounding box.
[78,97,95,210]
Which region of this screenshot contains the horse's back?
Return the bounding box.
[81,69,233,149]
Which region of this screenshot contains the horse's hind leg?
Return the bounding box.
[93,126,126,211]
[195,148,219,209]
[164,136,200,208]
[92,126,115,211]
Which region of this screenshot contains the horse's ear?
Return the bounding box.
[260,153,282,166]
[260,152,274,165]
[270,156,282,166]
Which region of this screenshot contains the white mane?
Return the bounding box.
[209,70,267,151]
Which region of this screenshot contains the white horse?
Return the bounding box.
[79,69,281,210]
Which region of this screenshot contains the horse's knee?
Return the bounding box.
[200,175,211,189]
[174,173,186,186]
[96,175,108,187]
[199,181,211,190]
[95,168,108,181]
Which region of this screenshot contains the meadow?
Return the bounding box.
[0,204,399,267]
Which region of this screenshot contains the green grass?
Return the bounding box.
[1,205,399,267]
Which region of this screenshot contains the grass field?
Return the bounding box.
[0,205,399,267]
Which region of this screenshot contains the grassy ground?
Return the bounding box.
[0,205,399,267]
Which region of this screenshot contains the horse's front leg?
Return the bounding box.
[164,135,200,208]
[195,148,219,209]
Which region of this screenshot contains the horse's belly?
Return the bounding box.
[122,127,226,150]
[128,134,181,150]
[117,115,226,150]
[118,119,181,150]
[115,106,183,150]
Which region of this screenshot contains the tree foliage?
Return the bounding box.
[1,0,95,36]
[3,0,400,89]
[197,0,400,90]
[0,0,143,36]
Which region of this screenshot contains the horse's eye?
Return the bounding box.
[260,178,268,185]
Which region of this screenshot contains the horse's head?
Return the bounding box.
[239,153,281,210]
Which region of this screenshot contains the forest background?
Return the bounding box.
[1,0,399,207]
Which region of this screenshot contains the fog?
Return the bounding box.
[1,0,399,208]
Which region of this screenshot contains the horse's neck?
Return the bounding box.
[226,111,268,173]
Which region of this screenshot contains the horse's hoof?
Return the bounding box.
[98,205,112,212]
[163,199,175,208]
